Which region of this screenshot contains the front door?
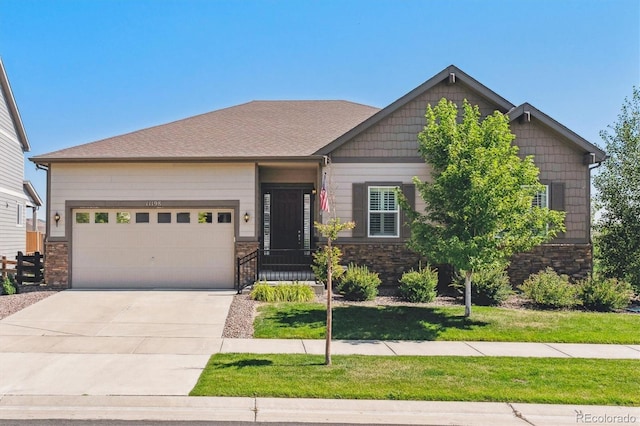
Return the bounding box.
[262,185,314,271]
[271,188,303,250]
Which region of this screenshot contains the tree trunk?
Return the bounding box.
[325,238,332,366]
[464,270,472,317]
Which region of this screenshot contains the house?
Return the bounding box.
[31,65,605,289]
[0,58,43,259]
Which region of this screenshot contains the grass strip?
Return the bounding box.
[253,303,640,343]
[191,353,640,406]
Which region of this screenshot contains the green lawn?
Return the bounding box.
[253,303,640,343]
[191,354,640,406]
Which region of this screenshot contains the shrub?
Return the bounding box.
[578,277,634,312]
[519,267,578,309]
[452,267,513,306]
[399,267,437,303]
[337,264,381,301]
[250,282,315,303]
[311,246,346,286]
[2,276,17,296]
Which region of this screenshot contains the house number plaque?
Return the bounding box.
[145,201,162,207]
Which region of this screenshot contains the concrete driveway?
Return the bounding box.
[0,290,234,396]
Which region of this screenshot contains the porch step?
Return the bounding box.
[258,270,316,281]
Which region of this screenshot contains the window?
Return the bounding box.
[136,212,149,223]
[157,212,171,223]
[94,212,109,224]
[16,203,24,226]
[177,212,190,223]
[116,212,131,224]
[533,185,549,209]
[368,186,399,237]
[76,212,90,224]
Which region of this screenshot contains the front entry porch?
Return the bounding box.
[236,248,316,292]
[236,181,318,292]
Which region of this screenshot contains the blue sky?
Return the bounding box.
[1,0,638,217]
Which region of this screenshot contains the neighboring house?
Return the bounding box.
[31,65,605,289]
[0,58,42,259]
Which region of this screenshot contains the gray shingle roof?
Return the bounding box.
[32,100,379,162]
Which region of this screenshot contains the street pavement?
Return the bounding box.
[0,290,638,425]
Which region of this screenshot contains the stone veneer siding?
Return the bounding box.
[235,241,260,290]
[334,242,422,286]
[508,244,592,286]
[44,241,69,287]
[335,242,592,290]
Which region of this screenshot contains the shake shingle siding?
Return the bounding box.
[332,80,506,159]
[512,119,590,242]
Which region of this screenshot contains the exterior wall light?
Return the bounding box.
[244,212,250,223]
[54,212,61,227]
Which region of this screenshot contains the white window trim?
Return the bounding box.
[368,186,400,238]
[533,185,549,209]
[16,202,24,227]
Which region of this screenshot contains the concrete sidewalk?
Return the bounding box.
[219,338,640,359]
[1,395,639,425]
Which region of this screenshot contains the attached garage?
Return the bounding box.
[71,208,235,289]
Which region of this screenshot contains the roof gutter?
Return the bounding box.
[35,162,49,171]
[30,155,326,165]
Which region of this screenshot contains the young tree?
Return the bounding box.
[399,98,565,316]
[593,87,640,292]
[314,218,355,366]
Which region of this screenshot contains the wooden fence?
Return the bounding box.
[26,231,44,254]
[1,252,44,285]
[1,256,17,279]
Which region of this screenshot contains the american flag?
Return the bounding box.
[320,172,329,213]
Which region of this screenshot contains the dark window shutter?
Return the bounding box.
[401,183,415,239]
[550,182,565,238]
[352,183,366,238]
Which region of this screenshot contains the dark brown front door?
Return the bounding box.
[271,188,303,249]
[261,184,314,274]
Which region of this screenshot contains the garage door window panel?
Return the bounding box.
[76,212,90,224]
[116,212,131,224]
[177,212,191,223]
[136,212,150,223]
[199,212,213,224]
[158,212,171,223]
[95,212,109,224]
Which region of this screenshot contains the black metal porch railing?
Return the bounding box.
[236,249,315,293]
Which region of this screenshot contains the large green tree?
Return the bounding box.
[593,87,640,292]
[400,98,565,316]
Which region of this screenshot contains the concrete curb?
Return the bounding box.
[1,395,639,425]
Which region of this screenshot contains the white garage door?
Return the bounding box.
[72,208,234,289]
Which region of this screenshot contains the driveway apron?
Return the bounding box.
[0,290,234,395]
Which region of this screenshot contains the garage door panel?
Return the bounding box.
[72,208,234,289]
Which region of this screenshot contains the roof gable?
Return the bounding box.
[315,65,515,156]
[23,180,43,207]
[0,58,30,152]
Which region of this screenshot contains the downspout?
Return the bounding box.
[587,156,606,277]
